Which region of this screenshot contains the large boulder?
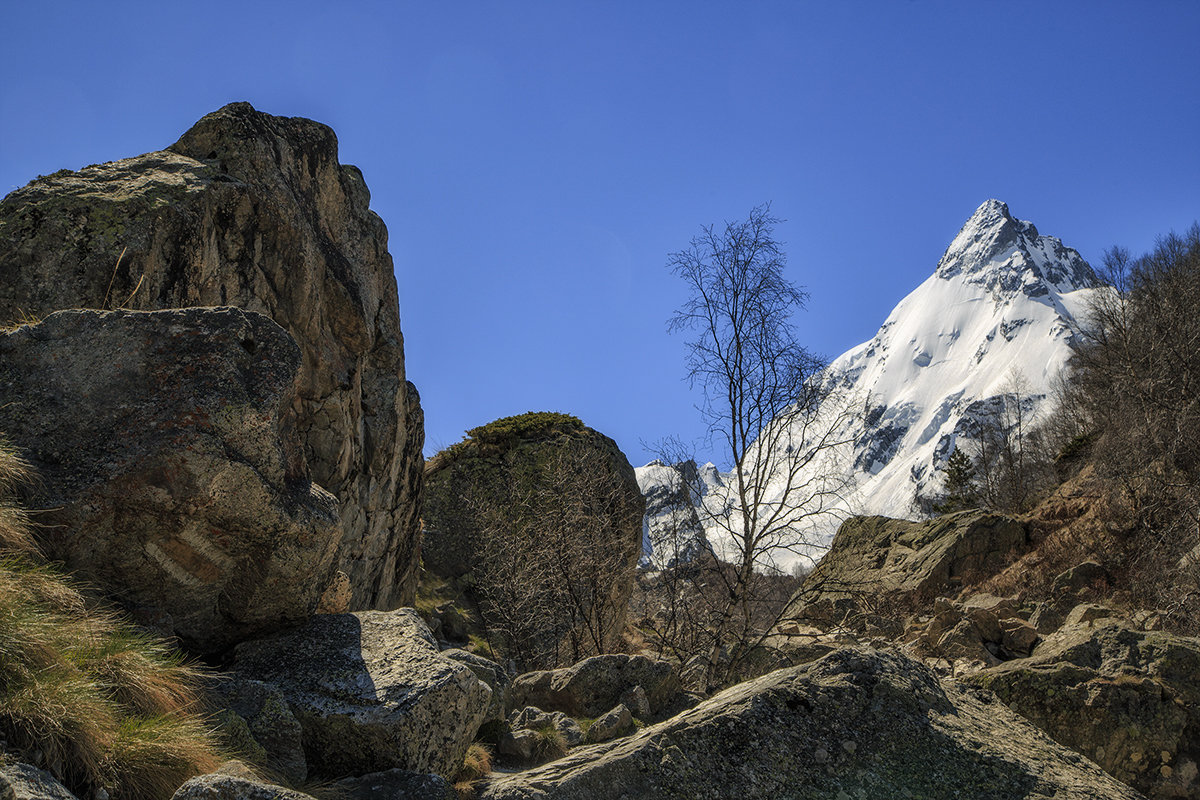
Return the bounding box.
[480,648,1141,800]
[785,510,1028,624]
[231,608,491,779]
[512,654,679,718]
[172,774,316,800]
[0,763,79,800]
[0,308,339,652]
[441,648,512,728]
[0,102,422,610]
[423,413,644,668]
[966,623,1200,799]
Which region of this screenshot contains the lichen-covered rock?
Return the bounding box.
[966,623,1200,798]
[0,102,423,610]
[582,704,633,744]
[618,685,650,719]
[498,730,538,762]
[209,677,307,784]
[480,648,1143,800]
[509,707,584,748]
[172,774,316,800]
[0,763,79,800]
[512,654,680,718]
[0,308,339,651]
[899,595,1041,675]
[785,511,1027,624]
[442,648,511,727]
[1051,560,1109,596]
[1061,602,1122,629]
[231,608,491,779]
[423,413,644,666]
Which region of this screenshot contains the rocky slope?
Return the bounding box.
[774,498,1200,799]
[480,648,1142,800]
[0,102,422,609]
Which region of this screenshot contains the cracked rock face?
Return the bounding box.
[0,101,423,610]
[0,308,340,652]
[967,623,1200,799]
[784,510,1029,625]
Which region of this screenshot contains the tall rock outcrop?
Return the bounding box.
[0,102,422,608]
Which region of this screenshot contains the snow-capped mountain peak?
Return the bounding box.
[935,199,1098,300]
[637,201,1106,571]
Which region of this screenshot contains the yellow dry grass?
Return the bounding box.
[0,437,223,799]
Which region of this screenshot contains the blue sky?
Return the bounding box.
[3,1,1198,466]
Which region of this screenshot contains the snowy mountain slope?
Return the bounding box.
[635,459,719,568]
[823,199,1100,519]
[638,200,1103,570]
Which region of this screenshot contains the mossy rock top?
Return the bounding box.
[428,411,585,469]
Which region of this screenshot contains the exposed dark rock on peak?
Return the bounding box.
[935,199,1098,297]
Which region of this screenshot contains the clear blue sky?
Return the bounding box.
[3,2,1198,467]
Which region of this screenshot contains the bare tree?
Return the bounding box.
[973,370,1054,513]
[1061,225,1200,627]
[469,440,639,670]
[661,205,856,687]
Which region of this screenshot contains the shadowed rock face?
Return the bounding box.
[0,308,340,652]
[0,101,422,610]
[423,414,644,666]
[480,648,1144,800]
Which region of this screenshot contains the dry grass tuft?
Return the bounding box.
[0,438,37,553]
[0,308,44,334]
[0,437,224,799]
[456,742,493,782]
[453,742,494,799]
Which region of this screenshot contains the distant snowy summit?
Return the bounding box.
[934,199,1097,298]
[638,200,1103,569]
[829,199,1100,519]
